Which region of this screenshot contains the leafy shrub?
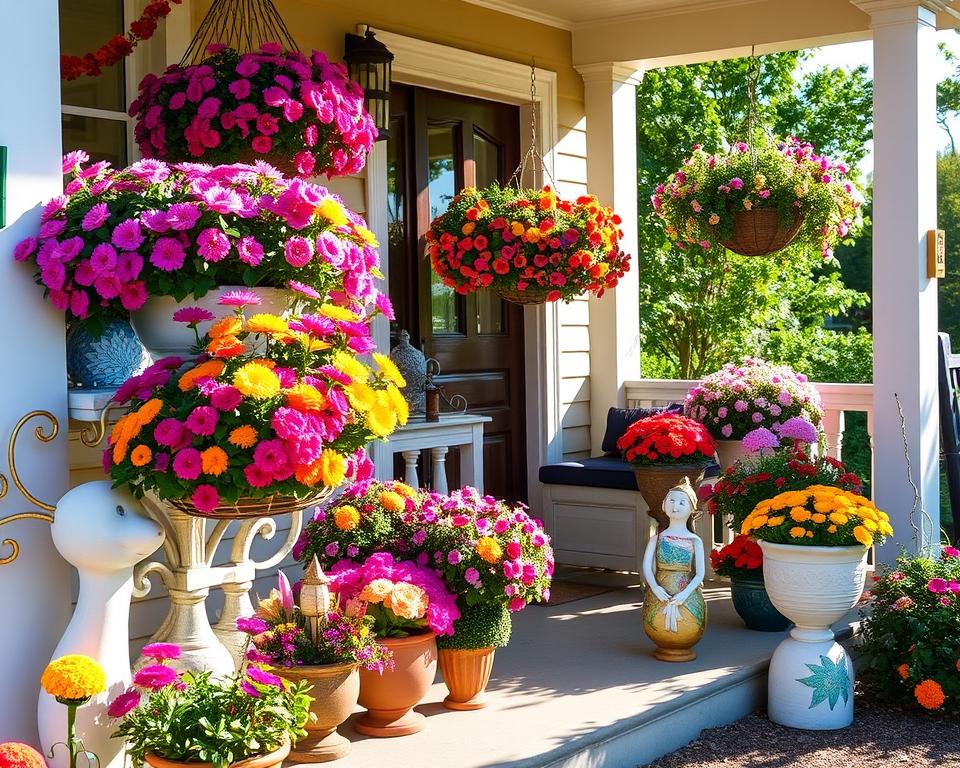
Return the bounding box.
[437,602,512,650]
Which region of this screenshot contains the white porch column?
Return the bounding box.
[856,1,940,560]
[578,63,643,455]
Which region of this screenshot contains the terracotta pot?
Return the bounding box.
[355,631,437,737]
[632,464,707,530]
[278,663,359,762]
[145,738,289,768]
[439,647,496,710]
[714,439,749,470]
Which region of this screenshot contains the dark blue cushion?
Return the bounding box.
[600,403,684,455]
[539,455,721,491]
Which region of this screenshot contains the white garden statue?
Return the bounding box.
[38,481,164,768]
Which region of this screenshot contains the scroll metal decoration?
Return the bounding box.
[0,410,60,566]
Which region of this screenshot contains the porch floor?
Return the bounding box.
[299,570,857,768]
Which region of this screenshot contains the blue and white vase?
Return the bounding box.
[66,318,151,388]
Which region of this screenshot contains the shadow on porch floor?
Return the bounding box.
[297,569,857,768]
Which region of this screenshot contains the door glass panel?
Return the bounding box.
[60,0,126,112]
[386,115,406,341]
[61,114,128,167]
[473,132,505,334]
[428,125,460,334]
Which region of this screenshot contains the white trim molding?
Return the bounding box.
[362,27,563,513]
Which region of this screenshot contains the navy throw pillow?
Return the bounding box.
[601,403,684,455]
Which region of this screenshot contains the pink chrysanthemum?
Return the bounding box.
[172,307,215,325]
[217,288,262,307]
[172,448,202,480]
[288,279,321,300]
[142,642,181,661]
[191,484,220,514]
[210,385,243,411]
[107,688,141,718]
[186,405,219,436]
[133,664,179,690]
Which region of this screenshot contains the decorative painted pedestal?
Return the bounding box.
[760,541,867,730]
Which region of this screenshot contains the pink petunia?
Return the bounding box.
[944,546,960,558]
[13,237,38,261]
[196,228,231,262]
[237,236,265,266]
[165,203,202,231]
[116,251,144,281]
[90,243,118,275]
[133,664,179,690]
[191,484,220,513]
[284,235,314,268]
[120,281,148,311]
[142,642,181,661]
[70,290,90,318]
[244,463,273,488]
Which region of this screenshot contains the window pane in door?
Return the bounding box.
[473,132,505,334]
[59,0,126,112]
[61,114,128,168]
[428,126,460,334]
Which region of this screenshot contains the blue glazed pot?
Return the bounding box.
[66,318,151,388]
[730,571,791,632]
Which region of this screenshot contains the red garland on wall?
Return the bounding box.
[61,0,183,81]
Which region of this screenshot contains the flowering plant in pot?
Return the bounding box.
[107,642,311,768]
[293,480,425,569]
[616,411,716,530]
[40,654,107,768]
[107,297,407,518]
[858,548,960,715]
[130,43,375,177]
[426,184,630,305]
[684,358,823,468]
[420,486,554,709]
[710,534,788,632]
[741,485,892,729]
[327,552,459,736]
[652,137,863,258]
[237,570,392,761]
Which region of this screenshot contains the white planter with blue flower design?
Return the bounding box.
[760,541,868,729]
[66,318,151,388]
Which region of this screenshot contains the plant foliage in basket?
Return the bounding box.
[652,138,863,258]
[616,412,716,466]
[426,184,630,303]
[130,43,376,176]
[14,154,387,336]
[107,294,407,514]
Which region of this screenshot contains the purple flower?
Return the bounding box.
[246,666,283,688]
[107,688,141,718]
[734,400,748,413]
[742,427,780,454]
[237,615,269,635]
[447,550,462,565]
[325,542,340,557]
[721,423,734,438]
[464,567,481,586]
[133,664,179,690]
[775,417,818,444]
[728,177,744,190]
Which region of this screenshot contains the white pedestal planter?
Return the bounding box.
[760,541,868,730]
[131,286,292,359]
[714,439,749,470]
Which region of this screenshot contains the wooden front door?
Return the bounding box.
[387,84,527,502]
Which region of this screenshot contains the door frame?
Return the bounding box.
[363,26,564,515]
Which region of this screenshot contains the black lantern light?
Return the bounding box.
[344,27,393,141]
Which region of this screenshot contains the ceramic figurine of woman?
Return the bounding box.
[641,477,707,662]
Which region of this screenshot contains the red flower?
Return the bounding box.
[616,412,716,465]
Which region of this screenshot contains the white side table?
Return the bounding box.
[375,413,492,493]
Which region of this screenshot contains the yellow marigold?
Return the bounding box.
[373,353,406,388]
[229,425,258,449]
[862,519,878,533]
[334,505,361,531]
[317,197,349,226]
[333,349,370,381]
[233,362,281,400]
[345,382,377,412]
[476,536,503,564]
[879,521,894,536]
[852,525,873,548]
[778,491,808,508]
[766,516,785,527]
[130,444,153,467]
[247,313,289,335]
[209,316,243,339]
[286,382,327,412]
[755,500,773,514]
[179,359,226,391]
[290,331,329,352]
[828,524,838,533]
[790,507,811,523]
[384,582,428,621]
[914,679,946,710]
[897,663,910,681]
[813,501,834,514]
[386,384,410,426]
[789,526,807,539]
[320,449,347,488]
[135,398,163,426]
[811,513,828,524]
[392,482,418,499]
[41,655,106,702]
[321,304,359,322]
[367,397,399,438]
[829,512,849,526]
[201,446,229,476]
[359,578,395,604]
[379,491,406,513]
[354,224,379,247]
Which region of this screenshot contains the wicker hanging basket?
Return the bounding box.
[496,286,550,306]
[167,489,331,520]
[721,208,804,257]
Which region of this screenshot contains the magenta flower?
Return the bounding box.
[246,666,283,689]
[210,385,243,411]
[742,427,780,454]
[191,484,220,513]
[237,615,269,635]
[775,417,818,444]
[944,546,960,558]
[186,405,219,436]
[278,571,295,615]
[236,236,265,266]
[165,202,202,231]
[196,227,232,262]
[288,279,321,300]
[133,664,179,690]
[62,150,89,173]
[253,439,290,477]
[172,448,202,480]
[111,219,144,251]
[154,418,185,447]
[142,642,181,661]
[82,202,111,231]
[240,680,261,698]
[106,688,141,718]
[150,237,186,271]
[172,307,215,325]
[218,288,262,307]
[464,567,481,586]
[244,463,273,488]
[928,578,950,594]
[284,235,314,268]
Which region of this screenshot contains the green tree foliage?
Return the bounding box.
[939,153,960,344]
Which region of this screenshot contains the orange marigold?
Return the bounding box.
[207,335,245,358]
[130,444,153,467]
[379,491,405,513]
[228,425,258,449]
[0,742,48,768]
[209,316,243,338]
[286,383,327,412]
[179,360,226,391]
[294,459,323,487]
[897,663,909,681]
[135,398,163,426]
[201,446,228,476]
[914,679,946,710]
[334,505,361,531]
[476,536,503,564]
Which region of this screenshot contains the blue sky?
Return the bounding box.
[804,30,960,176]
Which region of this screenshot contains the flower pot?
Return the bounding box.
[439,647,496,710]
[145,738,290,768]
[721,208,804,257]
[760,541,868,730]
[497,286,549,305]
[278,663,359,763]
[130,286,292,359]
[729,570,790,632]
[714,439,750,471]
[632,464,707,530]
[66,318,151,388]
[355,631,437,737]
[166,490,330,520]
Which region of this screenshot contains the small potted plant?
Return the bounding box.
[616,411,716,529]
[237,568,392,762]
[107,298,407,519]
[421,487,553,709]
[859,547,960,716]
[710,534,788,632]
[684,358,823,468]
[107,643,311,768]
[426,184,630,305]
[130,43,375,177]
[652,137,863,258]
[327,552,460,737]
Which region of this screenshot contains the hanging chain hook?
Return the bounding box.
[507,59,557,191]
[746,44,761,173]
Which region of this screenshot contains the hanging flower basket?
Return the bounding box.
[652,138,863,259]
[426,184,630,305]
[129,43,376,178]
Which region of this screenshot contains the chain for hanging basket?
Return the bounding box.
[506,62,557,192]
[180,0,299,65]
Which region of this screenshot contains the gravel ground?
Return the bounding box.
[644,691,960,768]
